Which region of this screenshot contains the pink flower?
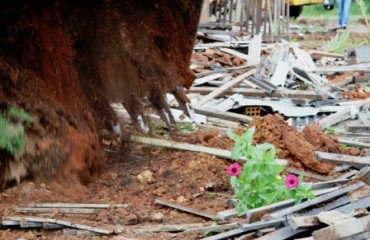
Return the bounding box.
[285,174,299,189]
[227,163,242,177]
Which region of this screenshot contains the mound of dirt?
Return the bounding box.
[250,114,339,174]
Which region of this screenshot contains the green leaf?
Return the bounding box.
[227,130,240,142]
[230,143,244,160]
[240,127,255,143]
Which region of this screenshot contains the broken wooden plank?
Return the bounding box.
[234,232,256,240]
[288,215,320,230]
[187,87,322,100]
[317,210,356,225]
[318,98,370,128]
[315,151,370,168]
[185,222,239,234]
[297,196,351,217]
[318,106,352,129]
[219,48,252,63]
[193,73,226,86]
[202,218,286,240]
[218,186,342,220]
[3,216,112,234]
[264,182,365,220]
[256,227,276,237]
[312,215,370,240]
[356,166,370,185]
[43,222,64,229]
[194,106,252,123]
[124,223,204,233]
[155,198,220,221]
[195,64,250,78]
[335,196,370,214]
[201,228,246,240]
[28,203,127,209]
[1,220,20,226]
[295,237,314,240]
[63,228,100,236]
[195,69,256,107]
[309,50,344,60]
[342,230,370,240]
[20,220,43,228]
[13,207,98,214]
[338,170,359,180]
[130,223,204,233]
[338,138,370,149]
[346,125,370,134]
[130,135,289,166]
[313,63,370,73]
[287,168,331,181]
[311,179,350,190]
[256,226,305,240]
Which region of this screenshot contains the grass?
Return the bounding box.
[300,1,370,20]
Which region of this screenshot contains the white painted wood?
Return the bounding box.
[317,211,356,225]
[312,215,370,240]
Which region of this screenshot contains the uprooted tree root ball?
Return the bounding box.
[0,0,202,188]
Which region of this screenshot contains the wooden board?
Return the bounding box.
[187,87,322,100]
[312,215,370,240]
[195,69,256,107]
[264,182,365,219]
[315,151,370,168]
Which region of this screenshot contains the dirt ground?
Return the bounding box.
[0,113,362,239]
[0,10,369,240]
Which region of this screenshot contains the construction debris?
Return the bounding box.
[1,5,370,240]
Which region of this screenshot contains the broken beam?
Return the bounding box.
[195,69,256,107]
[264,182,365,220]
[315,151,370,168]
[128,135,293,166]
[2,216,112,234]
[28,203,127,209]
[13,207,98,214]
[194,106,252,123]
[187,87,322,100]
[155,199,221,221]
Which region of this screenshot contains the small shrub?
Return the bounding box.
[227,127,315,215]
[0,106,33,156]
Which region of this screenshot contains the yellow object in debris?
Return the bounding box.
[290,0,322,5]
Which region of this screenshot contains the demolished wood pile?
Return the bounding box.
[111,34,370,238]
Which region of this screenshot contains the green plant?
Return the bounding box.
[0,106,33,155]
[0,117,25,155]
[227,127,315,215]
[7,106,33,123]
[325,126,337,135]
[175,122,198,134]
[324,30,353,53]
[149,120,166,135]
[355,0,370,34]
